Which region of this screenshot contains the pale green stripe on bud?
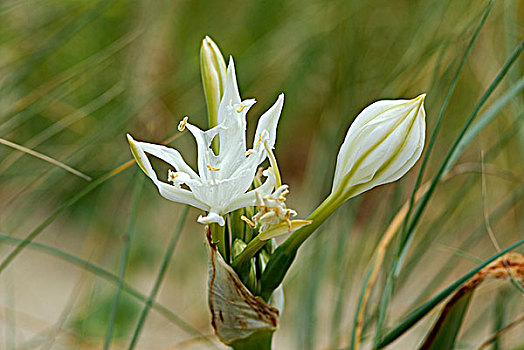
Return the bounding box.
[331,94,426,203]
[200,36,227,128]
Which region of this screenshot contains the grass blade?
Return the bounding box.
[419,289,473,350]
[0,160,134,275]
[0,232,218,347]
[374,34,524,346]
[0,137,92,181]
[420,253,524,349]
[104,175,144,349]
[375,238,524,349]
[0,132,184,276]
[127,205,189,350]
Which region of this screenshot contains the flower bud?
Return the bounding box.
[332,94,426,201]
[200,36,227,128]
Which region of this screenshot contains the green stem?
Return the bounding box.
[230,331,274,350]
[104,175,144,349]
[258,194,343,300]
[231,237,265,269]
[210,224,227,262]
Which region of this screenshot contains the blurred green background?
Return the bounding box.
[1,0,523,349]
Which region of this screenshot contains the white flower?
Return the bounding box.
[332,94,426,200]
[252,183,297,233]
[128,58,284,226]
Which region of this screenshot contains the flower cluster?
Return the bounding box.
[252,184,297,233]
[127,58,284,226]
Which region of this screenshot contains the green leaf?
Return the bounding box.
[0,233,218,347]
[374,238,524,349]
[104,175,144,349]
[127,205,189,350]
[419,289,474,350]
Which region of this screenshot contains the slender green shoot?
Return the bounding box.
[104,176,144,350]
[127,205,189,350]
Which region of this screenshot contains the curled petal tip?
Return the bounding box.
[198,212,225,226]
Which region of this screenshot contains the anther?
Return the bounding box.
[178,116,188,132]
[168,170,179,184]
[245,149,254,156]
[236,104,247,113]
[240,215,255,228]
[207,164,220,171]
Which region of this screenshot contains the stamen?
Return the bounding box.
[236,103,247,113]
[245,149,254,156]
[168,170,179,184]
[207,164,220,171]
[263,140,282,188]
[178,116,188,132]
[240,215,255,228]
[285,217,292,232]
[278,190,289,201]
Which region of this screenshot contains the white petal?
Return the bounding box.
[217,57,241,125]
[127,134,198,179]
[215,59,260,179]
[127,134,158,181]
[216,99,256,178]
[225,169,276,213]
[187,167,255,213]
[198,211,225,226]
[185,123,221,180]
[374,105,425,183]
[252,94,284,164]
[127,135,208,209]
[157,182,209,210]
[254,93,284,149]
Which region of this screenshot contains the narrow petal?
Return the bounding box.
[127,134,208,210]
[215,99,256,179]
[253,93,284,153]
[127,134,199,179]
[157,182,209,211]
[217,57,241,125]
[185,123,221,180]
[215,58,256,178]
[127,134,157,180]
[225,169,276,213]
